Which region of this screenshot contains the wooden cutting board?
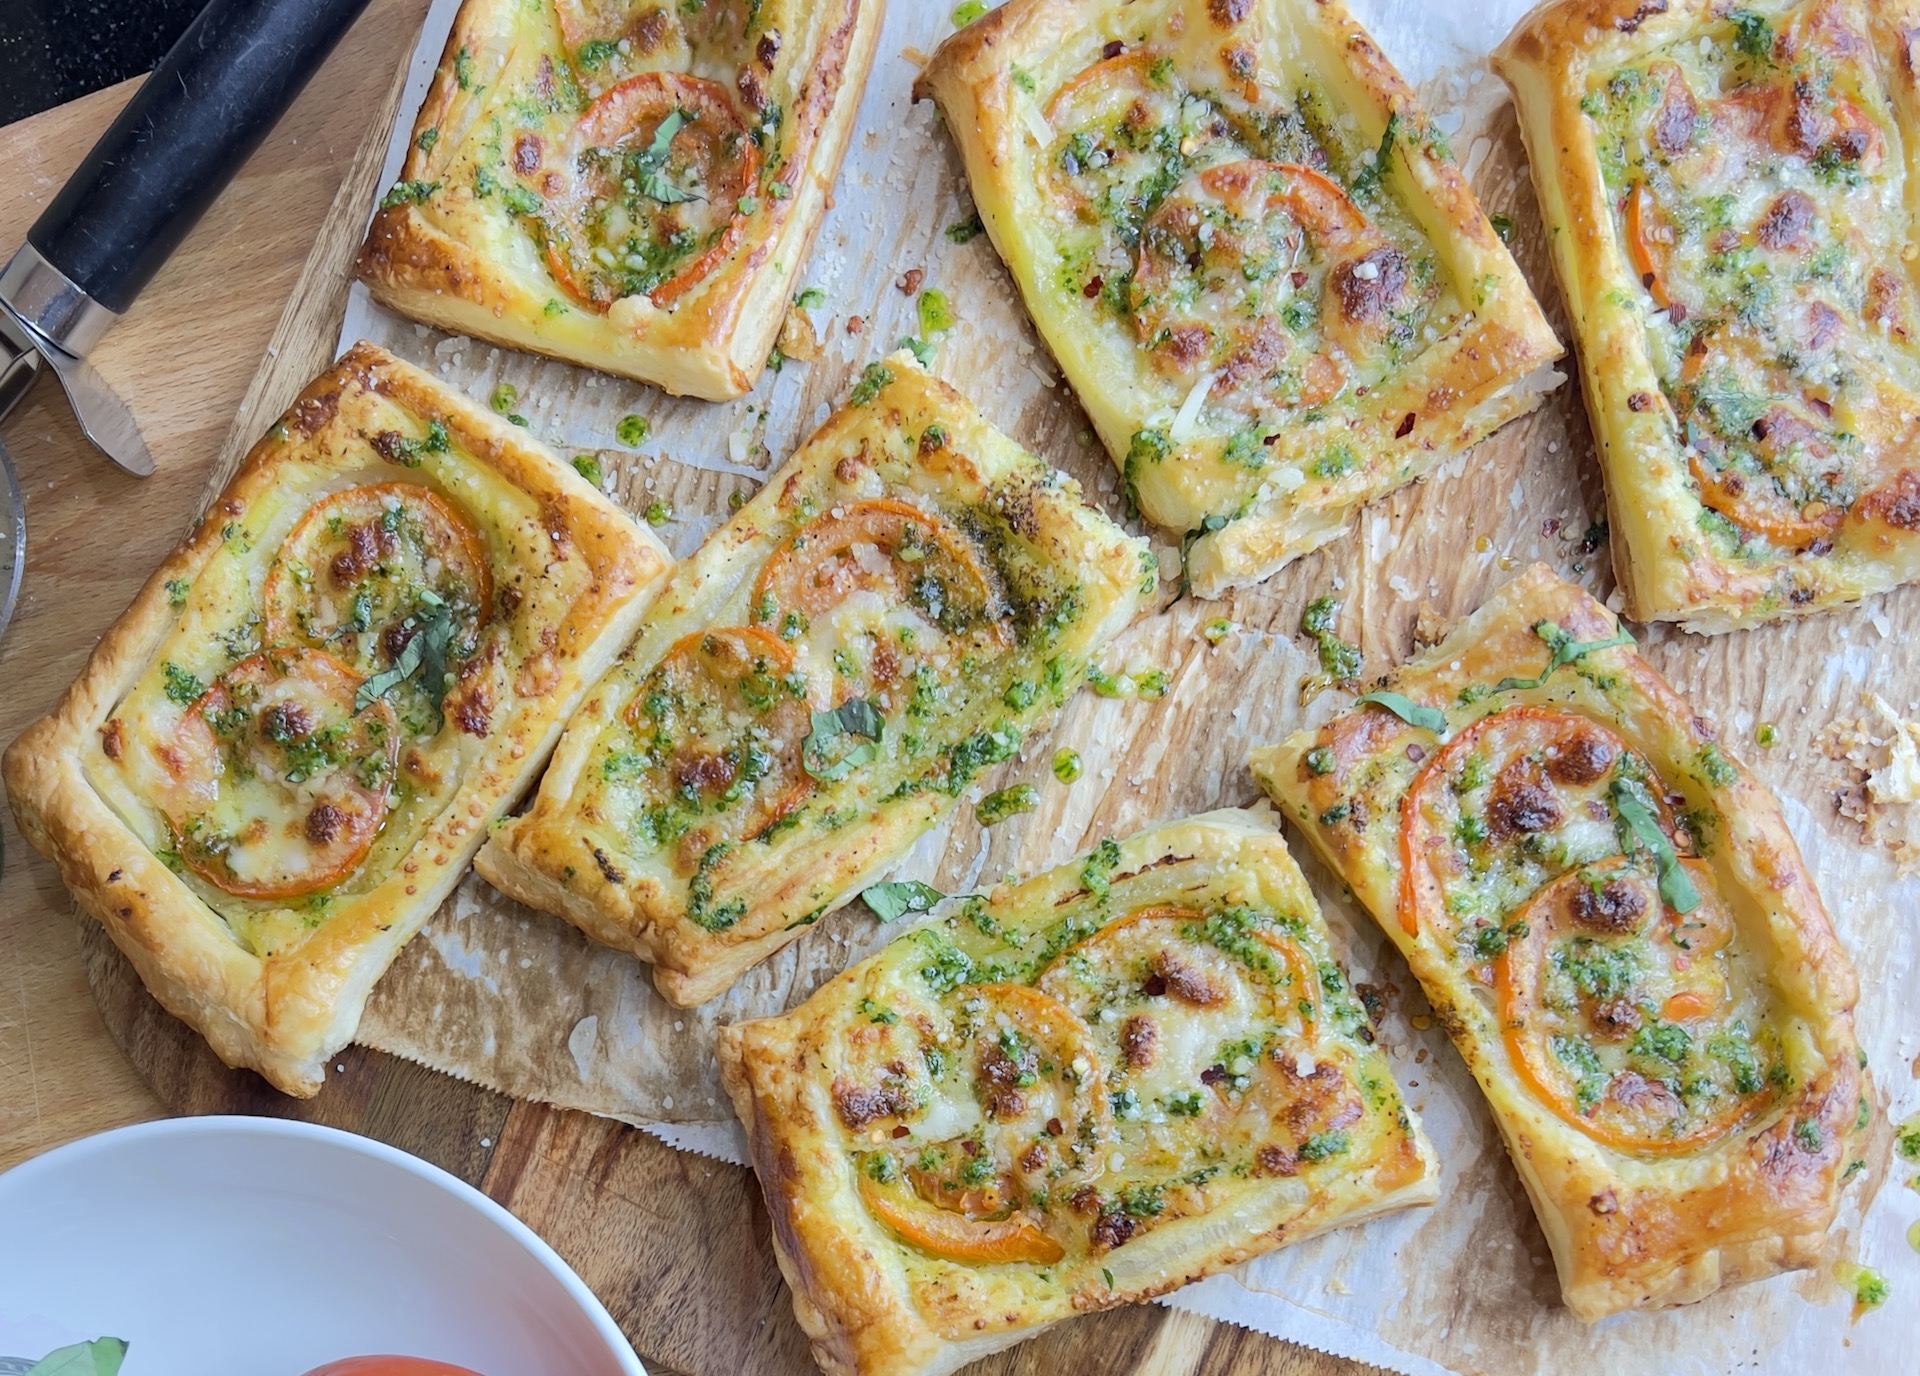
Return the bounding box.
[0,4,1376,1373]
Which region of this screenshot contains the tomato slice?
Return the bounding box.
[1398,706,1660,941]
[1493,858,1771,1155]
[263,483,492,680]
[751,498,1004,637]
[1621,182,1677,310]
[1130,160,1400,408]
[858,1174,1066,1264]
[539,73,759,312]
[612,627,815,863]
[156,649,401,900]
[1687,448,1843,549]
[847,982,1108,1264]
[1037,904,1322,1050]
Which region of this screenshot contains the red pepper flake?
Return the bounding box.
[1542,516,1562,538]
[897,268,924,295]
[1406,742,1426,762]
[891,1124,910,1138]
[1083,274,1104,299]
[1102,39,1125,58]
[1395,412,1416,438]
[1045,1117,1064,1136]
[1290,270,1309,289]
[848,315,866,335]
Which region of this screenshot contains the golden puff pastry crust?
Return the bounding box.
[354,0,883,400]
[716,809,1438,1376]
[1250,565,1865,1321]
[916,0,1561,597]
[1496,0,1920,631]
[2,343,670,1096]
[477,352,1155,1007]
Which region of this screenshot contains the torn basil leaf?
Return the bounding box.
[862,880,944,923]
[354,590,456,729]
[634,108,702,205]
[1355,691,1447,734]
[23,1338,129,1376]
[1494,621,1634,693]
[1609,777,1700,914]
[803,697,884,781]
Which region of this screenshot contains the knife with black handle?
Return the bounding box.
[0,0,377,477]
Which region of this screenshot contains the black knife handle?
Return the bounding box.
[26,0,376,315]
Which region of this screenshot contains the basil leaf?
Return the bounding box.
[1609,778,1700,914]
[1494,621,1634,693]
[1355,691,1447,734]
[355,599,457,729]
[23,1338,129,1376]
[633,108,703,204]
[803,697,884,781]
[862,880,945,923]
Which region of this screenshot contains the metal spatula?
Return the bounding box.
[0,0,375,644]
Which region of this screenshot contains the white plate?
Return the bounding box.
[0,1117,646,1376]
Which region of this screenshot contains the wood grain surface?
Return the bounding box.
[0,4,1383,1373]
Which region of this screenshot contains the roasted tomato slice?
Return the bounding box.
[611,626,815,869]
[1493,857,1778,1154]
[1037,903,1350,1172]
[155,649,400,900]
[1622,182,1674,310]
[750,498,1009,711]
[1130,160,1410,409]
[1040,52,1239,217]
[1687,447,1844,550]
[752,498,1001,630]
[1398,706,1670,942]
[848,983,1107,1265]
[857,1175,1064,1264]
[536,72,759,311]
[263,483,492,680]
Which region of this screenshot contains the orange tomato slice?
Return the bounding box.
[1687,448,1843,550]
[1131,160,1378,395]
[1622,182,1674,309]
[158,649,401,900]
[262,483,492,678]
[858,1174,1065,1264]
[618,626,814,846]
[542,73,759,312]
[1398,706,1653,939]
[1493,859,1766,1155]
[750,498,1002,633]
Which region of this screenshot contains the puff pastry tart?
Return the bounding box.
[916,0,1561,597]
[476,352,1155,1005]
[354,0,883,400]
[717,809,1437,1376]
[1497,0,1920,630]
[1,343,670,1096]
[1249,565,1865,1320]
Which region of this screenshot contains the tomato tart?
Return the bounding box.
[1497,0,1920,629]
[916,0,1561,596]
[476,353,1155,1006]
[354,0,883,400]
[2,344,670,1096]
[716,809,1437,1376]
[1249,565,1865,1319]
